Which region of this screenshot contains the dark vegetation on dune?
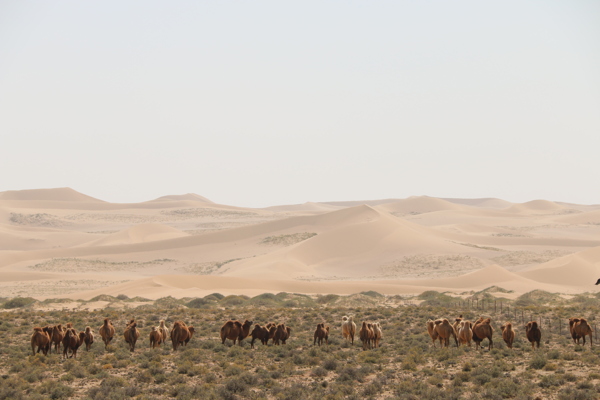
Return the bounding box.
[1,289,600,399]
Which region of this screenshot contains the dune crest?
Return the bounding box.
[0,187,104,203]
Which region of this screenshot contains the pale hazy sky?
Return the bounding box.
[1,1,599,207]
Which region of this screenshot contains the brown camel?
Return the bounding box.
[434,319,458,347]
[342,316,357,345]
[359,322,373,350]
[220,320,253,346]
[372,323,383,348]
[457,320,473,347]
[314,323,329,346]
[149,327,163,349]
[426,320,442,348]
[31,327,51,356]
[273,323,291,345]
[171,321,195,350]
[123,320,140,352]
[50,324,64,354]
[571,318,593,347]
[525,321,541,349]
[158,320,169,343]
[501,322,515,349]
[472,317,494,350]
[99,318,115,349]
[62,328,83,359]
[83,327,94,351]
[250,324,270,348]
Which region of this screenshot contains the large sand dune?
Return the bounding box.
[1,187,599,299]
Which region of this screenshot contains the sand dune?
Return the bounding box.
[87,224,189,246]
[505,200,568,214]
[519,246,600,287]
[376,196,464,215]
[150,193,213,203]
[0,187,104,203]
[1,187,600,299]
[442,197,514,209]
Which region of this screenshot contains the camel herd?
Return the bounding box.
[30,314,595,358]
[30,316,381,357]
[427,315,594,350]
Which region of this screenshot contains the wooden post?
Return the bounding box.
[495,300,497,313]
[476,299,478,309]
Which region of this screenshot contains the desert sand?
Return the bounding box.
[1,187,599,300]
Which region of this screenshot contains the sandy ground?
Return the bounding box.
[1,188,600,300]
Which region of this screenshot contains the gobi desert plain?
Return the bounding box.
[3,187,600,399]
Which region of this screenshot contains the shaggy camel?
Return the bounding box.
[220,320,253,346]
[314,323,329,346]
[149,327,163,349]
[457,320,473,347]
[525,321,541,349]
[50,324,64,354]
[434,319,458,347]
[31,327,51,356]
[472,317,494,350]
[372,323,383,348]
[250,324,270,348]
[158,320,169,343]
[123,320,140,352]
[426,320,442,348]
[570,318,593,347]
[273,323,291,345]
[359,322,373,350]
[83,327,94,351]
[99,318,115,349]
[501,322,515,349]
[62,328,83,359]
[342,316,357,345]
[171,321,195,350]
[452,315,463,334]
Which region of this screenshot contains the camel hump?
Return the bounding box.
[441,319,450,325]
[580,318,588,323]
[342,316,348,322]
[530,321,538,328]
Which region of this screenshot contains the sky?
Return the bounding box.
[0,1,599,207]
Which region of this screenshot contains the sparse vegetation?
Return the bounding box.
[1,291,600,399]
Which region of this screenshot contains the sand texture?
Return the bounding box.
[1,187,600,299]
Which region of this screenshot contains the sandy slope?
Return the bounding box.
[1,187,600,299]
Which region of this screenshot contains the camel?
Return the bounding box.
[250,324,270,349]
[525,321,541,349]
[266,323,278,345]
[49,324,64,354]
[220,320,253,346]
[472,317,494,350]
[149,327,163,348]
[372,323,383,348]
[123,320,140,352]
[457,320,473,347]
[314,323,329,346]
[171,321,195,350]
[501,322,515,349]
[570,318,593,347]
[426,320,442,348]
[359,322,373,350]
[434,319,458,347]
[452,315,463,334]
[273,323,291,345]
[99,318,115,349]
[158,320,169,343]
[62,328,83,359]
[31,327,51,356]
[83,327,94,351]
[342,316,357,345]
